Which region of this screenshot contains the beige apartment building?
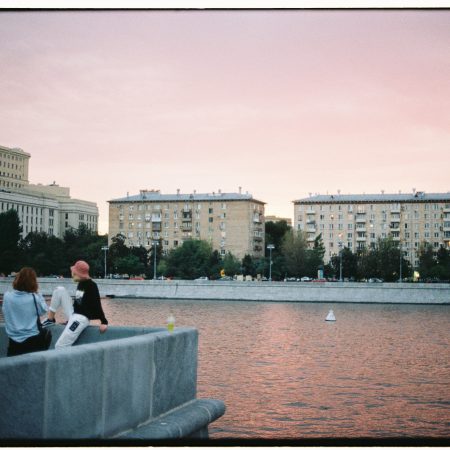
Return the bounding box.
[293,191,450,268]
[108,189,266,260]
[0,144,98,238]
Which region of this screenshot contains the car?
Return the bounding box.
[300,276,312,282]
[219,276,234,281]
[285,277,298,282]
[130,276,145,280]
[194,276,209,281]
[368,278,383,283]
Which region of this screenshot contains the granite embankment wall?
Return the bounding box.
[0,325,225,440]
[1,279,448,304]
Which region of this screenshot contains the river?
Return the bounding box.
[94,298,450,440]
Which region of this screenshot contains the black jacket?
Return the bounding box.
[73,279,108,325]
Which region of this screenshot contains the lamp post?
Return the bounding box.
[338,234,343,282]
[101,246,108,279]
[152,240,159,280]
[399,242,403,283]
[267,244,275,282]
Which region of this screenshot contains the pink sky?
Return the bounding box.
[1,10,449,234]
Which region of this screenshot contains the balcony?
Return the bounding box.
[390,207,401,213]
[356,235,366,241]
[182,223,192,231]
[355,226,366,232]
[306,227,316,233]
[151,214,162,222]
[254,236,263,242]
[307,236,316,242]
[152,223,162,232]
[356,216,366,223]
[390,215,401,222]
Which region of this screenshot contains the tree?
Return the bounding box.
[108,234,130,276]
[19,232,66,276]
[265,220,291,251]
[241,254,256,277]
[0,209,23,274]
[131,245,150,277]
[223,252,240,277]
[63,224,107,277]
[115,254,145,276]
[434,246,450,280]
[281,230,308,277]
[418,242,436,280]
[164,240,215,279]
[330,247,358,280]
[304,234,325,278]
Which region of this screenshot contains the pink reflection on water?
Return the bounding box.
[100,299,450,439]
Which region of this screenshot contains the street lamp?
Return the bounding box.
[152,240,159,280]
[399,242,404,283]
[338,234,343,282]
[267,244,275,281]
[101,246,108,279]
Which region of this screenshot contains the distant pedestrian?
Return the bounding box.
[54,260,108,349]
[2,267,50,356]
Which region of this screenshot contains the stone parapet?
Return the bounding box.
[0,325,225,441]
[1,279,448,305]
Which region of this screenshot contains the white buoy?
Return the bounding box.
[325,309,336,321]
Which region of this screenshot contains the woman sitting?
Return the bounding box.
[2,267,49,357]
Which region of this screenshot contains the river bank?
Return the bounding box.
[1,279,449,304]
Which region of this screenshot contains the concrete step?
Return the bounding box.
[116,398,226,440]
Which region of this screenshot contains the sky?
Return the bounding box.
[1,9,449,234]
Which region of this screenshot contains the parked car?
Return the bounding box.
[300,276,312,282]
[368,278,383,283]
[285,277,298,282]
[219,276,234,281]
[194,276,209,281]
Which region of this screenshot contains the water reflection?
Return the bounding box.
[70,300,450,438]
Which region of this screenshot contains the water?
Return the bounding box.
[2,298,449,439]
[98,299,450,440]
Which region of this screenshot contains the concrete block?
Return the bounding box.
[0,353,47,439]
[101,334,154,437]
[44,345,104,439]
[152,329,198,417]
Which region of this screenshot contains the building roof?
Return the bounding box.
[0,145,31,157]
[109,190,265,204]
[293,192,450,204]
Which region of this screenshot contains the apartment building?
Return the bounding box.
[0,144,98,238]
[108,189,266,260]
[293,191,450,267]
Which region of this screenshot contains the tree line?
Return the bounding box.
[1,209,449,281]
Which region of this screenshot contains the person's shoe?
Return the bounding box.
[41,318,56,327]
